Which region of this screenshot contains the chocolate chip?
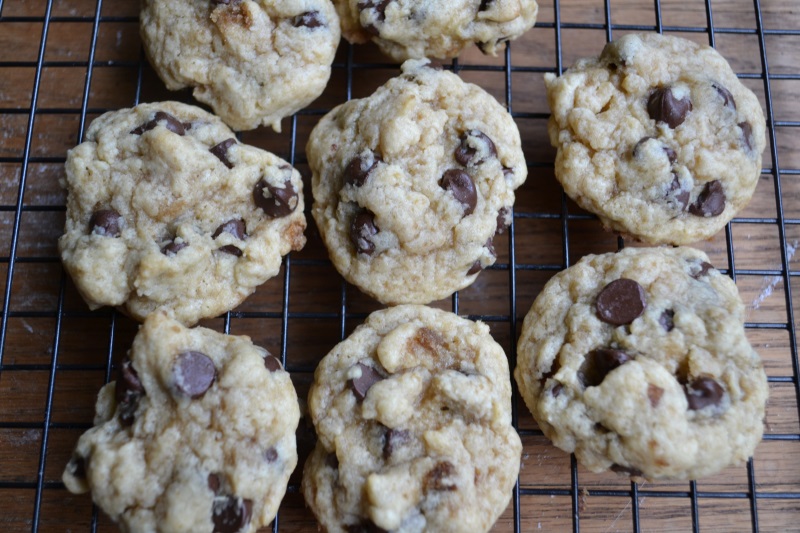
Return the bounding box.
[89,209,122,237]
[610,464,644,477]
[131,111,186,136]
[596,279,647,326]
[345,151,382,187]
[552,383,563,397]
[667,174,690,211]
[495,206,511,234]
[292,10,324,28]
[253,176,298,218]
[264,355,282,372]
[350,209,379,256]
[208,473,221,494]
[264,447,278,462]
[633,137,678,164]
[440,169,477,216]
[479,0,494,10]
[212,496,253,533]
[647,87,692,129]
[467,260,482,275]
[357,0,391,35]
[713,83,736,109]
[115,358,144,426]
[684,376,725,411]
[688,180,725,217]
[425,461,457,491]
[659,309,675,332]
[455,130,497,166]
[68,456,87,479]
[383,428,410,459]
[213,218,246,256]
[648,384,665,408]
[173,351,216,399]
[161,241,188,256]
[209,138,237,169]
[502,167,514,179]
[579,349,632,387]
[739,121,753,152]
[349,363,384,402]
[485,237,496,258]
[691,261,715,279]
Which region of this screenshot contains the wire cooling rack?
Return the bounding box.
[0,0,798,531]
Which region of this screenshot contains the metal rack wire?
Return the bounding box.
[0,0,797,531]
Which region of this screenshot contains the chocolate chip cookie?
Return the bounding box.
[62,312,300,533]
[308,59,527,305]
[303,305,522,532]
[546,33,766,244]
[335,0,538,61]
[59,101,306,325]
[514,247,768,480]
[140,0,340,131]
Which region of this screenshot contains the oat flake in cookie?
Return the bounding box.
[545,33,766,245]
[514,247,768,480]
[140,0,340,131]
[58,101,306,326]
[308,59,527,305]
[334,0,538,61]
[303,305,522,532]
[62,312,300,533]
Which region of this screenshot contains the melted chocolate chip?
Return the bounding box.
[647,87,692,129]
[208,473,221,494]
[349,363,383,402]
[440,169,477,216]
[659,309,675,332]
[131,111,186,136]
[479,0,494,10]
[173,351,216,399]
[212,218,246,256]
[455,130,497,166]
[89,209,122,237]
[739,121,754,152]
[688,180,726,217]
[467,260,483,275]
[610,464,644,477]
[502,167,514,179]
[345,151,382,187]
[115,359,144,426]
[292,10,323,28]
[485,237,496,258]
[253,176,298,218]
[212,495,253,533]
[209,138,237,169]
[357,0,391,35]
[495,206,511,234]
[596,279,647,326]
[264,355,282,372]
[713,83,736,109]
[667,174,690,211]
[425,461,457,491]
[552,383,563,397]
[383,428,410,459]
[633,137,677,164]
[684,376,725,411]
[578,349,632,387]
[691,261,715,279]
[161,241,188,256]
[648,384,665,408]
[350,209,379,256]
[264,447,278,462]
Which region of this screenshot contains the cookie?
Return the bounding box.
[545,33,766,245]
[140,0,340,131]
[334,0,538,61]
[308,59,527,305]
[62,312,300,533]
[303,305,522,532]
[514,246,768,480]
[58,101,306,326]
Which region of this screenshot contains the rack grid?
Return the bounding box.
[0,0,798,531]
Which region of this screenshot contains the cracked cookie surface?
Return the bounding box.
[141,0,340,131]
[59,101,306,325]
[545,33,766,244]
[308,59,527,305]
[334,0,537,61]
[514,246,768,480]
[62,312,300,533]
[303,305,522,532]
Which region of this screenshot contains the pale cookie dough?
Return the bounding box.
[59,101,306,326]
[62,312,300,533]
[514,247,768,480]
[308,59,527,305]
[334,0,538,61]
[545,33,766,245]
[140,0,340,131]
[303,305,522,532]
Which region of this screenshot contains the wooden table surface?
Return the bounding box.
[1,0,799,531]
